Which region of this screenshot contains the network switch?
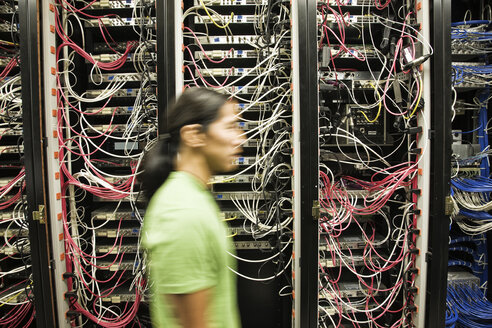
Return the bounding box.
[96,228,140,238]
[92,208,145,221]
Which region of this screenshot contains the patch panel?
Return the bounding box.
[213,85,264,94]
[0,127,23,136]
[0,211,21,221]
[97,260,138,271]
[319,302,382,316]
[232,156,258,166]
[0,176,23,187]
[326,0,375,6]
[233,240,272,250]
[237,103,271,112]
[91,52,157,63]
[319,282,388,299]
[319,234,386,250]
[93,195,145,203]
[1,244,30,256]
[320,45,377,66]
[0,289,30,303]
[194,49,259,60]
[92,208,145,221]
[96,244,140,254]
[94,42,131,53]
[220,210,266,221]
[90,72,157,84]
[84,106,146,115]
[96,228,140,238]
[194,15,257,24]
[196,67,260,78]
[194,0,268,5]
[86,88,141,98]
[196,35,264,45]
[0,4,16,14]
[92,157,137,167]
[87,123,151,134]
[243,138,273,148]
[85,17,156,28]
[447,270,481,287]
[101,291,143,304]
[209,174,256,184]
[88,0,153,9]
[322,14,379,24]
[0,57,16,67]
[0,22,17,32]
[0,228,29,238]
[320,71,410,87]
[0,145,23,154]
[213,191,273,201]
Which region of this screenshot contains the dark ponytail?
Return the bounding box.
[141,87,230,200]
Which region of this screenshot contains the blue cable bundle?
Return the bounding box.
[452,64,492,86]
[452,177,492,193]
[447,284,492,327]
[446,305,458,328]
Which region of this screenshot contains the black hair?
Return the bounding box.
[141,87,230,200]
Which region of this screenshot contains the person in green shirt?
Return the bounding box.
[141,87,244,328]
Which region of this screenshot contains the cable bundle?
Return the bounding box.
[54,0,156,326]
[0,0,35,326]
[447,283,492,328]
[316,0,432,326]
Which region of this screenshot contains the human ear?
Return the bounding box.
[180,124,206,148]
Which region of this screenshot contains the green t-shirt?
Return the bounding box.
[142,171,240,328]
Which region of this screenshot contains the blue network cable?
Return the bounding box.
[447,284,492,327]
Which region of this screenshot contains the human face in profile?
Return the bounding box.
[202,101,245,173]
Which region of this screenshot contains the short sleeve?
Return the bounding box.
[147,215,219,294]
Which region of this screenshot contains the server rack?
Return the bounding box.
[175,1,296,326]
[7,0,467,327]
[441,0,492,327]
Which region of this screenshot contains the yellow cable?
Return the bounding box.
[226,232,237,238]
[199,0,234,29]
[405,74,423,119]
[0,289,24,308]
[223,216,237,222]
[358,83,382,123]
